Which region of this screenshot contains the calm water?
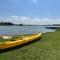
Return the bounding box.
[0,26,55,35]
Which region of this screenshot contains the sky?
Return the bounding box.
[0,0,60,25]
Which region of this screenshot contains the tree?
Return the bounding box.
[19,24,23,26]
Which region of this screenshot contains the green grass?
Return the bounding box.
[0,31,60,60]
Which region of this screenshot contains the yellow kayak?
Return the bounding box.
[0,33,42,49]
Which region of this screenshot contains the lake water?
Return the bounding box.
[0,26,55,35]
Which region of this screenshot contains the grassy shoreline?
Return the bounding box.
[0,31,60,60]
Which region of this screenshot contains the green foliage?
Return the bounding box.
[0,22,14,25]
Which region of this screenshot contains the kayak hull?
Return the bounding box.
[0,33,42,49]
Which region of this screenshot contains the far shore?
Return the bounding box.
[0,22,60,26]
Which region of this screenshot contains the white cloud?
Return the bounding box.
[0,16,60,25]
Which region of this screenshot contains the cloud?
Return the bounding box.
[0,16,60,25]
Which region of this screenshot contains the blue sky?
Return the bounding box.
[0,0,60,25]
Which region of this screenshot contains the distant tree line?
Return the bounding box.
[0,22,14,25]
[0,22,24,26]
